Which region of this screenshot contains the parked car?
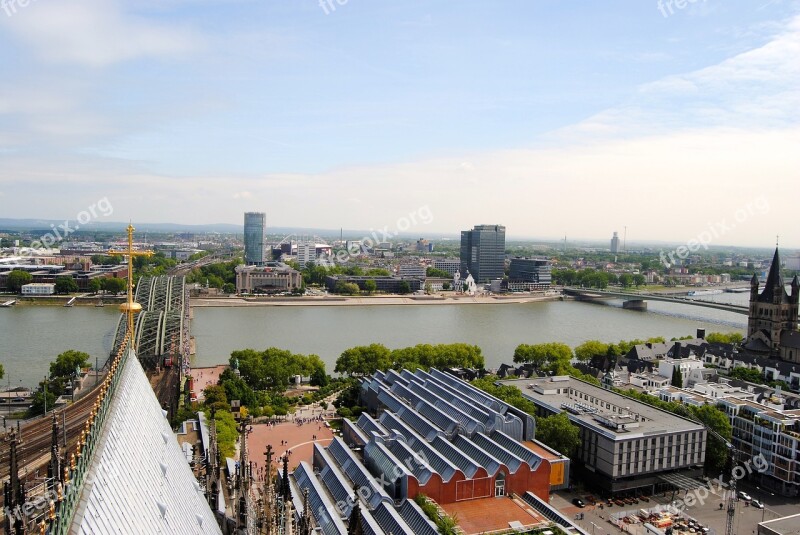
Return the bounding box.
[738,491,752,501]
[572,498,585,508]
[751,499,764,509]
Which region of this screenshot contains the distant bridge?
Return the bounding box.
[111,275,189,369]
[563,287,749,315]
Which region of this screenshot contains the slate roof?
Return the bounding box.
[757,248,790,303]
[71,349,220,534]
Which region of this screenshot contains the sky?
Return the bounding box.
[0,0,798,247]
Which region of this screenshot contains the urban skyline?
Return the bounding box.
[0,3,797,247]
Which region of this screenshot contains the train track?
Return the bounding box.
[0,374,106,509]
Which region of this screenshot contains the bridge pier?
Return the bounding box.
[623,299,648,311]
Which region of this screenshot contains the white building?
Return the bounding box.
[658,357,704,387]
[432,259,461,276]
[21,283,55,295]
[296,242,316,268]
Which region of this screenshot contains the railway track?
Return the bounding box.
[0,374,105,509]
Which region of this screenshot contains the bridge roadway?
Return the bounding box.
[563,287,749,315]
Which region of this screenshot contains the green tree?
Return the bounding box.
[706,332,744,345]
[203,384,228,406]
[87,278,102,294]
[7,270,32,293]
[101,277,127,294]
[335,344,392,376]
[0,363,4,380]
[365,268,391,276]
[363,279,377,295]
[633,274,646,287]
[574,340,610,362]
[28,388,56,416]
[535,413,581,456]
[397,281,412,294]
[310,367,329,387]
[334,281,360,295]
[426,267,452,278]
[54,277,78,294]
[671,366,683,387]
[50,350,90,379]
[619,274,634,288]
[728,367,765,383]
[222,283,236,294]
[689,404,732,475]
[442,282,450,290]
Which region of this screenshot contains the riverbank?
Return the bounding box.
[0,295,125,307]
[190,292,562,307]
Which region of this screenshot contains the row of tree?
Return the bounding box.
[552,268,646,288]
[334,343,485,376]
[185,259,242,293]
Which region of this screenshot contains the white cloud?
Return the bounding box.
[0,0,202,67]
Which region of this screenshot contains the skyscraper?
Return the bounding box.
[243,212,267,266]
[460,224,506,283]
[610,231,620,254]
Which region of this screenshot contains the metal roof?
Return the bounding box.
[71,348,220,534]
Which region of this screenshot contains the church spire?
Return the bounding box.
[757,247,787,304]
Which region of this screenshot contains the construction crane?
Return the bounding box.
[700,424,738,535]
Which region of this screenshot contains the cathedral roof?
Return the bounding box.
[757,248,789,303]
[71,348,221,534]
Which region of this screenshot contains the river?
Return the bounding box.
[0,298,747,388]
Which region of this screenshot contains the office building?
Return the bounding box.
[611,231,620,254]
[243,212,267,266]
[501,376,706,496]
[508,257,552,290]
[433,259,461,276]
[296,242,316,268]
[460,224,506,283]
[398,264,426,278]
[235,262,301,294]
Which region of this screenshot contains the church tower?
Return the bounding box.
[746,247,800,358]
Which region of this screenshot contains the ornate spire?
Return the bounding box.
[757,247,788,304]
[281,453,291,502]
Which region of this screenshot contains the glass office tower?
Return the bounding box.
[244,212,267,266]
[459,224,506,283]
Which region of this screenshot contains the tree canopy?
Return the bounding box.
[50,350,91,379]
[334,343,485,376]
[535,412,581,457]
[7,270,32,292]
[231,348,326,392]
[54,276,78,294]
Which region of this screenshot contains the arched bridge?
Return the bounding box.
[111,275,189,369]
[563,287,748,315]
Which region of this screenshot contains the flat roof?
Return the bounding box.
[760,512,800,535]
[500,377,705,439]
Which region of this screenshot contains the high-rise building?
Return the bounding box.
[460,224,506,283]
[243,212,267,266]
[610,231,620,254]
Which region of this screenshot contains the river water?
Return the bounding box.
[0,297,747,388]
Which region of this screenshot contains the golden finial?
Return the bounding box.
[107,223,153,347]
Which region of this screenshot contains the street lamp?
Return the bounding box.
[589,521,599,535]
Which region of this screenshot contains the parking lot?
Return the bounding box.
[553,480,800,535]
